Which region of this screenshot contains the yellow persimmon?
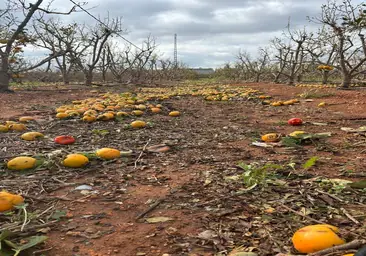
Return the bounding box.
[96,148,121,160]
[62,154,89,168]
[292,224,345,253]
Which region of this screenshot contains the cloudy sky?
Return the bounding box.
[9,0,366,68]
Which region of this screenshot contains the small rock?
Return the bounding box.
[85,227,96,234]
[75,185,93,191]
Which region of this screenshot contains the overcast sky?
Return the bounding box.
[9,0,365,68]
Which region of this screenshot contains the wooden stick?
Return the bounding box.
[280,203,325,225]
[136,198,164,220]
[134,139,151,168]
[315,189,343,202]
[340,207,360,225]
[308,240,365,256]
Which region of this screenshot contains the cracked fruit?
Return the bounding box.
[54,135,75,145]
[7,156,37,170]
[261,133,281,142]
[292,224,345,253]
[0,191,24,212]
[21,132,44,141]
[96,148,121,160]
[8,123,27,131]
[82,115,97,123]
[62,154,89,168]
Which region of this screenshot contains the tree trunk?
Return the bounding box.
[84,70,93,86]
[0,71,10,92]
[288,73,295,86]
[273,72,281,83]
[341,73,352,88]
[0,57,10,92]
[296,74,302,83]
[255,73,260,82]
[322,71,329,85]
[62,71,70,85]
[102,69,107,83]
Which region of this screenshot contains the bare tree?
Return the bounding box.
[309,0,366,88]
[33,18,79,84]
[304,26,339,84]
[236,48,270,82]
[0,0,82,92]
[67,17,124,86]
[106,35,156,84]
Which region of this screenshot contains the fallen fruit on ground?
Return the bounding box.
[288,118,303,126]
[292,224,345,253]
[0,125,9,132]
[169,111,180,117]
[116,111,129,117]
[0,191,24,212]
[62,154,89,168]
[19,116,35,122]
[21,131,44,141]
[97,112,115,121]
[150,107,161,113]
[271,101,283,106]
[7,156,37,170]
[131,120,146,128]
[54,135,76,145]
[318,102,326,107]
[96,148,121,160]
[56,112,69,119]
[132,110,144,116]
[289,131,306,137]
[82,115,97,123]
[261,133,281,142]
[8,123,27,131]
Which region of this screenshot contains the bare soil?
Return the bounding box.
[0,82,365,256]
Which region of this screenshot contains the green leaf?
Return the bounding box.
[16,236,48,251]
[0,248,13,256]
[0,230,12,242]
[0,230,13,251]
[349,180,366,189]
[50,210,67,220]
[5,236,48,256]
[303,156,318,170]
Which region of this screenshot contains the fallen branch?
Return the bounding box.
[315,189,343,202]
[308,240,366,256]
[340,207,360,225]
[280,203,325,224]
[134,139,151,168]
[135,198,164,220]
[274,240,365,256]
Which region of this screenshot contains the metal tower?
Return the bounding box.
[174,33,177,68]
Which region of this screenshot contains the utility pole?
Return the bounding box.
[174,33,177,68]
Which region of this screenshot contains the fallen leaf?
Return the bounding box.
[197,230,217,240]
[145,217,174,223]
[349,180,366,189]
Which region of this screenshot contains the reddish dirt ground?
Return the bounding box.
[0,82,366,256]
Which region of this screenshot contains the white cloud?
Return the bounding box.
[14,0,365,68]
